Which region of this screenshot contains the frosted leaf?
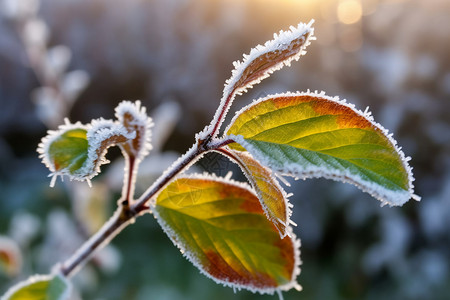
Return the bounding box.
[2,273,71,300]
[216,149,292,238]
[226,91,420,206]
[210,20,315,136]
[225,20,314,97]
[115,100,153,161]
[37,119,135,186]
[152,174,302,295]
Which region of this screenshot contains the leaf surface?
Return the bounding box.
[226,92,418,206]
[217,149,290,237]
[38,119,135,186]
[207,21,315,138]
[225,21,314,97]
[153,176,300,294]
[3,274,70,300]
[115,100,153,160]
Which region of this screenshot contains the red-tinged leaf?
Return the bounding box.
[225,21,314,98]
[115,100,153,160]
[207,21,315,138]
[216,149,291,238]
[152,176,301,294]
[226,91,419,206]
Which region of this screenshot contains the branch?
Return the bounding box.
[58,138,214,277]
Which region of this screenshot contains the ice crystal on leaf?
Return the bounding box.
[38,117,135,187]
[115,100,153,161]
[225,91,420,206]
[216,149,292,238]
[207,20,315,139]
[152,175,301,295]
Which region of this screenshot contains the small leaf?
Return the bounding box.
[115,100,153,160]
[207,21,315,138]
[0,236,22,277]
[2,274,70,300]
[153,176,301,294]
[226,92,419,206]
[225,21,314,97]
[38,119,135,186]
[217,149,291,237]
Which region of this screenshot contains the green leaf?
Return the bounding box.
[38,119,135,186]
[3,274,70,300]
[216,149,291,237]
[48,128,88,174]
[153,176,301,294]
[226,92,419,206]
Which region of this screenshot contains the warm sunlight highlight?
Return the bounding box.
[337,0,363,24]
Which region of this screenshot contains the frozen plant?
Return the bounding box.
[2,20,419,299]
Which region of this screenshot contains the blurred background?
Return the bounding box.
[1,0,449,299]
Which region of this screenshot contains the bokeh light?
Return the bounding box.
[337,0,363,24]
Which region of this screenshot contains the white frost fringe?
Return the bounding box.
[38,117,136,187]
[203,20,316,140]
[151,173,302,296]
[225,91,420,207]
[1,273,70,300]
[115,100,154,161]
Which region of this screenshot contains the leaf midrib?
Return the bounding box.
[245,139,407,191]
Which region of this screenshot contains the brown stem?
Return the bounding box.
[121,154,136,207]
[59,140,210,277]
[60,205,133,277]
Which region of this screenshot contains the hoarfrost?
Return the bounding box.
[37,118,136,186]
[225,91,419,206]
[209,20,315,137]
[151,174,302,295]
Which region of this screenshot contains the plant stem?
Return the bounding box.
[59,141,207,277]
[209,89,236,138]
[60,206,131,277]
[121,154,136,206]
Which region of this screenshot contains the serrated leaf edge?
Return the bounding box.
[114,100,154,161]
[225,91,420,206]
[37,118,135,187]
[224,20,315,98]
[215,149,293,239]
[202,20,316,141]
[150,173,302,295]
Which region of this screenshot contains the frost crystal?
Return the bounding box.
[210,20,315,137]
[151,174,302,295]
[115,100,154,161]
[225,91,420,206]
[38,118,135,187]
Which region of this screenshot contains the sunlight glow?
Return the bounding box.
[337,0,363,24]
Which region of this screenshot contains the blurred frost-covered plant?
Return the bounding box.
[1,0,89,128]
[2,20,420,299]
